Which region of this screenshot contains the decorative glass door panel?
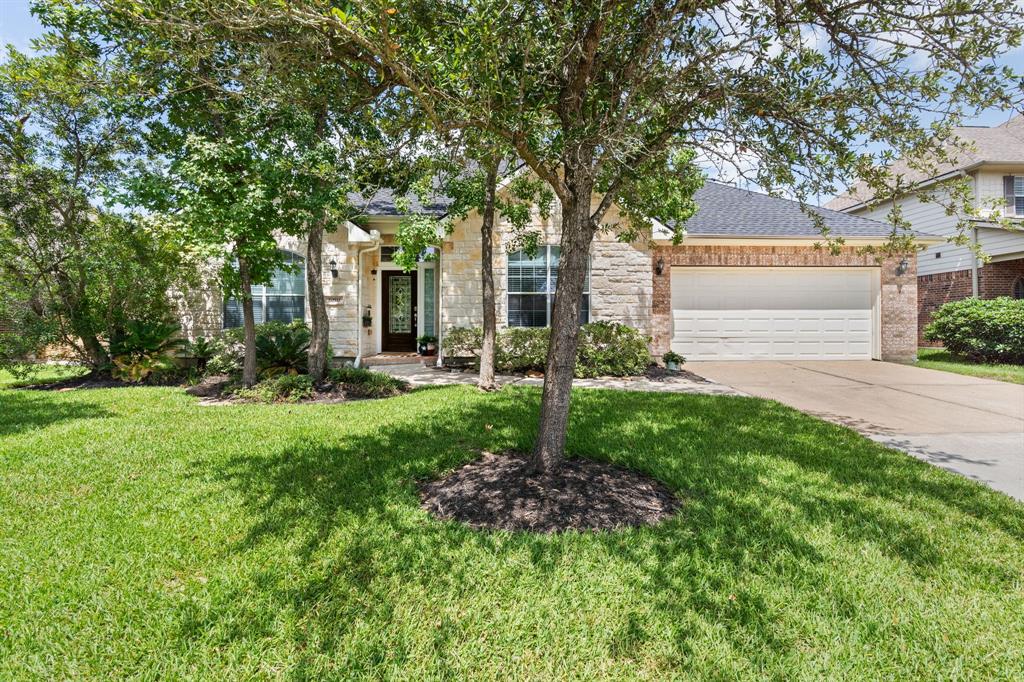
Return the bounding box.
[382,271,418,351]
[389,276,412,333]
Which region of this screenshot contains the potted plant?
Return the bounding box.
[662,350,684,372]
[417,334,438,356]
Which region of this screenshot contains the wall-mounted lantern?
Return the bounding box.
[362,305,373,328]
[896,257,909,276]
[655,256,665,276]
[329,259,338,278]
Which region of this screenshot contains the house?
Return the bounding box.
[826,115,1024,344]
[177,178,925,364]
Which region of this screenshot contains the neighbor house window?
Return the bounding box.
[223,250,305,328]
[1015,177,1024,216]
[1014,277,1024,300]
[507,246,589,327]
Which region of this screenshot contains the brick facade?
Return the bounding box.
[650,245,918,362]
[917,258,1024,346]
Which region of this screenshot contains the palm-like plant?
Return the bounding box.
[107,320,185,382]
[255,323,310,377]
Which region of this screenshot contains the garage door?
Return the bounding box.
[671,267,877,360]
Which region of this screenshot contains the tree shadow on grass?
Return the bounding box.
[178,386,1024,674]
[0,390,111,438]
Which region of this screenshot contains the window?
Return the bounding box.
[507,246,589,327]
[1015,177,1024,216]
[422,267,436,336]
[223,250,305,328]
[1014,277,1024,300]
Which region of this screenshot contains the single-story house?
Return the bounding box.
[177,177,930,364]
[827,114,1024,345]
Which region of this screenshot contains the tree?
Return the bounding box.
[0,13,184,373]
[394,143,553,390]
[104,1,1023,472]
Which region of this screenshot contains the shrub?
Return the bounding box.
[185,336,215,372]
[205,321,313,377]
[575,322,652,378]
[497,327,550,373]
[233,374,314,403]
[924,297,1024,364]
[254,322,310,377]
[329,367,409,399]
[441,326,483,358]
[442,322,653,377]
[107,320,185,383]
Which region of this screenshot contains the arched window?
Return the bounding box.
[1013,277,1024,300]
[507,246,589,327]
[223,250,305,328]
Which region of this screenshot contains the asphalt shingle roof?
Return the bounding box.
[667,181,897,237]
[350,174,896,238]
[826,113,1024,211]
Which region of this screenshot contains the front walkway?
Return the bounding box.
[377,363,741,396]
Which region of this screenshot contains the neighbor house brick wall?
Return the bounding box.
[650,245,918,362]
[917,257,1024,346]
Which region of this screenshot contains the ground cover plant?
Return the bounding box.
[1,382,1023,679]
[916,347,1024,385]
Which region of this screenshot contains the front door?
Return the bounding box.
[382,270,418,352]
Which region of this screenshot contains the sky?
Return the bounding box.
[3,0,1024,201]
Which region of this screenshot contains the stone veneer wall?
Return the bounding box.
[439,202,654,340]
[917,258,1024,346]
[650,245,918,362]
[174,229,365,357]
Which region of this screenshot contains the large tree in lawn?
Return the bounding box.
[142,0,1021,471]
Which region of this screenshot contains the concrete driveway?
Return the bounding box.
[689,361,1024,500]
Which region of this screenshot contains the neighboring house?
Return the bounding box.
[178,178,925,363]
[827,115,1024,345]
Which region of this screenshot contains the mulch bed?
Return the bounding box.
[18,374,175,391]
[421,451,680,533]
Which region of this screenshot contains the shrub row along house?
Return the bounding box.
[828,114,1024,345]
[178,175,932,365]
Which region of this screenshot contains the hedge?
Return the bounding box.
[441,322,652,377]
[923,297,1024,364]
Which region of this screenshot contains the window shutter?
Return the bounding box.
[1004,175,1015,214]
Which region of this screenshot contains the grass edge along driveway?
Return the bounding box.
[916,347,1024,384]
[2,382,1023,679]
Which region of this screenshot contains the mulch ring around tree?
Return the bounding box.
[421,451,681,533]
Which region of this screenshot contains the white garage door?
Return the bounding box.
[671,267,878,360]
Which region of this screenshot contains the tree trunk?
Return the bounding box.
[531,183,595,474]
[478,163,499,391]
[238,255,258,388]
[306,219,330,382]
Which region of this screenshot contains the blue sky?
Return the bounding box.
[3,0,1023,200]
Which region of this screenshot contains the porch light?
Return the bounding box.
[896,257,909,276]
[329,259,338,278]
[655,256,665,275]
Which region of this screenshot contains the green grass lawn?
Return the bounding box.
[916,347,1024,384]
[2,381,1023,679]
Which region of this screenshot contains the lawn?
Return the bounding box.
[916,347,1024,384]
[2,380,1023,679]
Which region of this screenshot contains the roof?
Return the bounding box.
[347,188,453,217]
[826,113,1024,211]
[664,181,898,238]
[349,171,898,239]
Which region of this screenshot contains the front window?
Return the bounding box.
[223,250,305,328]
[507,245,589,327]
[1014,277,1024,300]
[1014,177,1024,216]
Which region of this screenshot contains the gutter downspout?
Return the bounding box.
[970,226,980,297]
[435,244,444,367]
[354,232,381,368]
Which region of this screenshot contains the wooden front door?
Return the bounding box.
[381,270,418,352]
